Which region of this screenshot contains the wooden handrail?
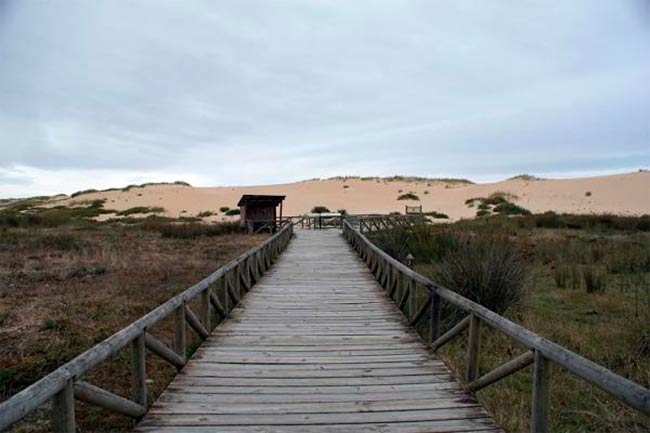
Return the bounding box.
[342,220,649,428]
[0,223,293,432]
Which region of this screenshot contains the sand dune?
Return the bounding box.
[57,171,650,221]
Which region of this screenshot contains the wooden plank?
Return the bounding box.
[135,418,500,432]
[137,230,499,432]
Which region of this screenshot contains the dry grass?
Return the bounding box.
[0,222,265,432]
[371,219,650,432]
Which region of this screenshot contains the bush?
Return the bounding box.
[225,209,240,216]
[87,199,106,209]
[493,202,531,216]
[429,232,529,321]
[397,193,419,201]
[197,211,214,217]
[337,209,348,216]
[476,209,490,217]
[219,207,230,213]
[311,206,330,214]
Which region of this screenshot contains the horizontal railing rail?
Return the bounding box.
[0,223,294,432]
[356,214,424,234]
[342,220,649,432]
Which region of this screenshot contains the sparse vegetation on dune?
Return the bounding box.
[508,174,542,181]
[115,206,165,216]
[369,216,650,432]
[67,181,193,199]
[0,210,264,432]
[397,193,420,201]
[311,205,330,213]
[326,175,474,184]
[466,192,530,217]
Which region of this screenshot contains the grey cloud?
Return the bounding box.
[0,0,649,193]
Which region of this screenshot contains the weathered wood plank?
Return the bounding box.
[136,230,499,432]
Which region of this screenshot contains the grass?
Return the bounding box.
[0,217,265,432]
[143,221,242,238]
[369,218,650,432]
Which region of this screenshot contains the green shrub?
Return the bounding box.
[311,206,330,213]
[197,211,214,217]
[429,233,529,322]
[476,209,490,217]
[397,193,419,201]
[88,199,106,209]
[219,207,230,213]
[225,209,240,216]
[493,202,531,215]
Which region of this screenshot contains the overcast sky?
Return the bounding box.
[1,1,649,197]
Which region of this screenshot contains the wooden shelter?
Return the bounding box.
[237,194,285,232]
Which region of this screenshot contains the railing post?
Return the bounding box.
[428,291,441,345]
[131,332,147,408]
[51,378,75,433]
[201,288,211,331]
[532,350,551,433]
[408,278,417,321]
[220,276,229,314]
[173,303,186,360]
[465,314,481,382]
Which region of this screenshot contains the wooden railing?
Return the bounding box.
[342,220,649,432]
[356,214,424,234]
[0,223,294,432]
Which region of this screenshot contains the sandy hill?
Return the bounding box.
[51,171,650,221]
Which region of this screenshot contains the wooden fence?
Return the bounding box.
[0,223,294,432]
[342,220,649,432]
[356,214,424,234]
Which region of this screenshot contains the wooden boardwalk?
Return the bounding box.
[135,230,500,432]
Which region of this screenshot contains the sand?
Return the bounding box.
[57,171,650,221]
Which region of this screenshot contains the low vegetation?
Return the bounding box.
[143,221,242,239]
[466,192,530,216]
[397,193,420,201]
[196,210,215,218]
[370,215,650,432]
[115,206,165,216]
[311,206,330,213]
[0,203,264,432]
[225,208,240,216]
[327,175,474,184]
[508,174,542,181]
